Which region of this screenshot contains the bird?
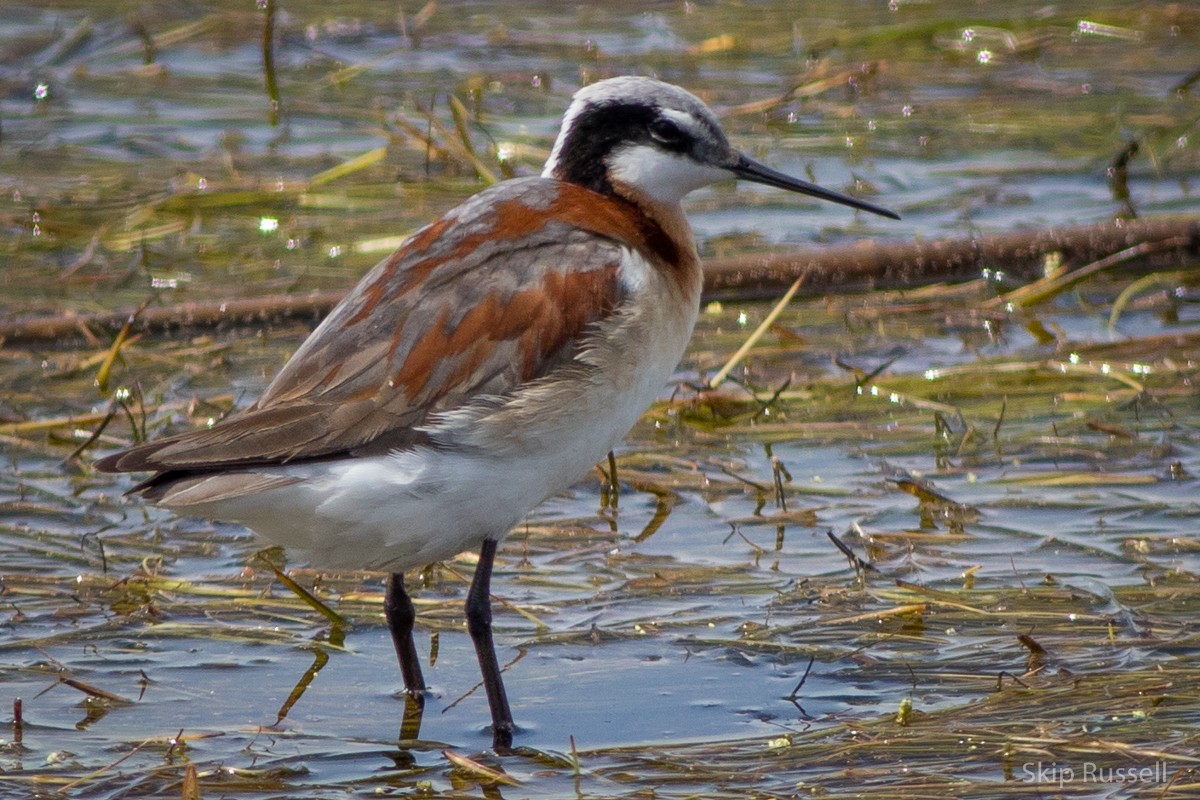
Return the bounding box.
[95,75,898,750]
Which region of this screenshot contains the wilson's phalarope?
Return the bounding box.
[96,75,898,749]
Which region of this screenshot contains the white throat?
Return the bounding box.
[604,144,727,205]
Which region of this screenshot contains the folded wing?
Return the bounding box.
[95,179,631,475]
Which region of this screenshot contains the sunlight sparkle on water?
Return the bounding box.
[5,4,1199,790]
[1077,20,1142,41]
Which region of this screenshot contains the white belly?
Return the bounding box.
[160,257,699,572]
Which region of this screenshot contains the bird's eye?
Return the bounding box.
[649,117,688,149]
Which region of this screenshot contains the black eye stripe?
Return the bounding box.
[552,102,702,191]
[649,117,690,151]
[650,118,681,139]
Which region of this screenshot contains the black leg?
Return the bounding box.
[466,538,515,750]
[384,573,426,696]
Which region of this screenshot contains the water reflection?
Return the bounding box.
[2,0,1199,796]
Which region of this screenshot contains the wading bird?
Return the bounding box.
[96,75,898,749]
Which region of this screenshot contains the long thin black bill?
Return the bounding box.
[732,155,900,220]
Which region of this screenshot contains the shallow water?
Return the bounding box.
[2,1,1200,798]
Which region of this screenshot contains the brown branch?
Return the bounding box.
[702,214,1200,300]
[0,291,344,347]
[2,216,1198,347]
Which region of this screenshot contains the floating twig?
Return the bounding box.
[261,0,279,126]
[5,217,1197,346]
[709,272,807,388]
